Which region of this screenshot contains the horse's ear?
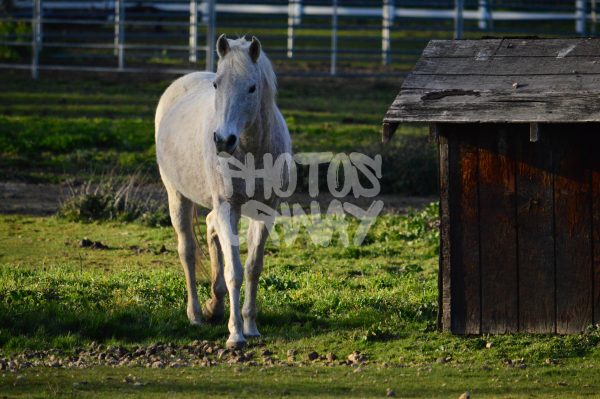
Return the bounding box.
[249,36,261,63]
[216,34,230,59]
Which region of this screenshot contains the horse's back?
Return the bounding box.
[155,71,215,136]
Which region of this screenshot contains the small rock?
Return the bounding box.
[307,351,319,361]
[261,349,273,357]
[485,342,493,349]
[325,352,337,362]
[151,361,164,369]
[286,349,297,358]
[49,361,61,368]
[386,388,396,397]
[347,351,365,364]
[436,357,447,364]
[217,349,228,360]
[458,391,471,399]
[156,245,167,254]
[80,238,108,250]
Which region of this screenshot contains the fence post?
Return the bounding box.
[205,0,216,72]
[381,0,394,66]
[330,0,338,76]
[287,0,302,58]
[114,0,125,70]
[576,0,587,35]
[592,0,597,35]
[454,0,464,39]
[31,0,42,79]
[478,0,491,30]
[189,0,198,62]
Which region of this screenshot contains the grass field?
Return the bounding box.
[2,210,600,398]
[0,70,437,194]
[2,71,600,397]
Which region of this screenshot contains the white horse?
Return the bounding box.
[155,35,291,349]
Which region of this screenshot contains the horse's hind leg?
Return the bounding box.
[242,219,269,338]
[202,210,226,322]
[166,187,202,325]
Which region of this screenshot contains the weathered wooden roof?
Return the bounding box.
[383,38,600,140]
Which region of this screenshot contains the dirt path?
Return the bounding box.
[0,181,436,216]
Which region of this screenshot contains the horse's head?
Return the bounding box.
[213,34,264,155]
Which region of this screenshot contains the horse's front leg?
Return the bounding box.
[242,220,269,338]
[214,202,245,349]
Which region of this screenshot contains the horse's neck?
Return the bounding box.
[239,102,276,157]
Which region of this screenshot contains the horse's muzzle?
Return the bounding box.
[214,132,238,155]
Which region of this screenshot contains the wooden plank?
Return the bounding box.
[516,125,555,333]
[478,126,518,333]
[422,39,502,58]
[414,56,600,76]
[422,38,600,58]
[384,91,600,123]
[447,125,481,334]
[401,74,600,94]
[553,125,593,334]
[438,131,451,331]
[496,38,600,57]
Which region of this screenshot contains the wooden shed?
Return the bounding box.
[383,38,600,334]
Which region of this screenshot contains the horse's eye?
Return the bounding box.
[249,84,256,93]
[213,82,217,89]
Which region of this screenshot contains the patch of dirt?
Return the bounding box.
[0,181,436,216]
[0,182,65,215]
[0,341,375,371]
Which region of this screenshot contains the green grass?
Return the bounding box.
[2,210,600,397]
[0,206,439,355]
[0,208,599,365]
[4,361,600,398]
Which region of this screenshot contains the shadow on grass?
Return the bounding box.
[0,300,390,349]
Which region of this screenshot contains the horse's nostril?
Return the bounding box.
[226,135,237,148]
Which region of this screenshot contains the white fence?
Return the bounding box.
[1,0,598,78]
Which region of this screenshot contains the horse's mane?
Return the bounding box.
[220,37,277,107]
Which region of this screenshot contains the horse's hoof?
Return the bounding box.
[187,309,202,326]
[202,302,224,323]
[244,332,261,339]
[226,335,246,350]
[243,325,261,338]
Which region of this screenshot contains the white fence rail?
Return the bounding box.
[1,1,598,78]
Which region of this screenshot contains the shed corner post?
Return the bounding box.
[382,122,399,143]
[437,125,452,332]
